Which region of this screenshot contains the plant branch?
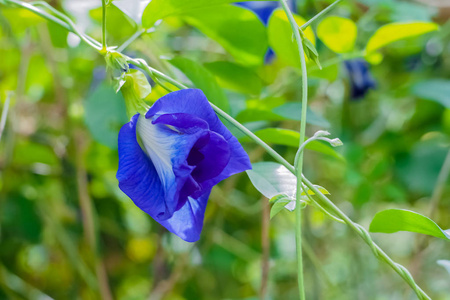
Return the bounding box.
[302,176,431,300]
[4,0,102,50]
[300,0,343,30]
[0,93,12,142]
[279,0,307,298]
[101,0,107,51]
[117,28,145,52]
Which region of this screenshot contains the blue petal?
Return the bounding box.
[191,131,230,184]
[159,191,211,242]
[136,113,209,219]
[116,114,166,218]
[152,113,209,133]
[117,114,212,242]
[146,89,252,181]
[235,1,279,25]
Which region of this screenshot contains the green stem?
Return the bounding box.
[5,0,102,50]
[279,0,307,299]
[300,0,343,30]
[32,1,102,50]
[0,92,11,142]
[117,28,145,52]
[302,177,431,300]
[101,0,107,51]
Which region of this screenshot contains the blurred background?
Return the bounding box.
[0,0,449,299]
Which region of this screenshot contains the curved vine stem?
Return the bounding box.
[6,0,102,50]
[0,1,432,299]
[101,0,107,51]
[279,0,307,298]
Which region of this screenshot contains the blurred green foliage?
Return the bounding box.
[0,0,449,299]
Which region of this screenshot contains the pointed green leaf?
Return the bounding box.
[366,22,439,53]
[125,69,152,99]
[303,185,330,196]
[270,198,294,220]
[246,162,297,199]
[269,193,291,203]
[204,61,263,95]
[247,162,331,202]
[267,9,316,68]
[84,82,129,149]
[302,37,322,69]
[369,209,450,240]
[183,5,268,66]
[410,79,450,108]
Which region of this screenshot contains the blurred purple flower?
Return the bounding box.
[236,1,280,25]
[236,1,296,63]
[344,59,376,100]
[116,89,251,242]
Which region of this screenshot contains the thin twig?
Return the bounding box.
[410,148,450,279]
[0,93,11,142]
[279,0,308,298]
[300,0,343,30]
[101,0,107,51]
[117,28,145,52]
[261,199,270,300]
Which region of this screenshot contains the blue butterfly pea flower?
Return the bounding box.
[117,89,251,242]
[344,59,376,100]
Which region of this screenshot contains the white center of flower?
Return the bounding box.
[136,116,177,188]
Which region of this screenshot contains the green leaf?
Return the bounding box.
[307,185,330,196]
[269,193,291,203]
[47,22,68,48]
[169,57,230,112]
[302,37,322,69]
[369,209,450,240]
[365,22,439,53]
[12,141,59,166]
[410,79,450,108]
[183,5,268,66]
[240,128,344,161]
[124,69,152,99]
[120,69,152,117]
[267,9,316,68]
[317,16,357,54]
[246,162,297,199]
[84,82,129,149]
[142,0,269,28]
[309,63,339,81]
[270,197,294,219]
[235,109,285,123]
[204,61,263,95]
[90,5,137,41]
[272,103,330,128]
